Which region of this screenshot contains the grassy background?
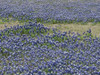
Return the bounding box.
[43,23,100,37]
[0,18,100,37]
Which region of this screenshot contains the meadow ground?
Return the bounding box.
[0,19,100,37]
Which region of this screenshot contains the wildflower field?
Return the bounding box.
[0,0,100,75]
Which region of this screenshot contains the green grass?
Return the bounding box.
[0,17,100,37]
[43,23,100,37]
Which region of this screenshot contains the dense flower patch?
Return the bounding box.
[0,0,100,75]
[0,0,100,23]
[0,22,100,75]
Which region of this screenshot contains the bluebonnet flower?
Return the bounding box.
[0,9,100,75]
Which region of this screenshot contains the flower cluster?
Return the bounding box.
[0,22,100,75]
[0,0,100,23]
